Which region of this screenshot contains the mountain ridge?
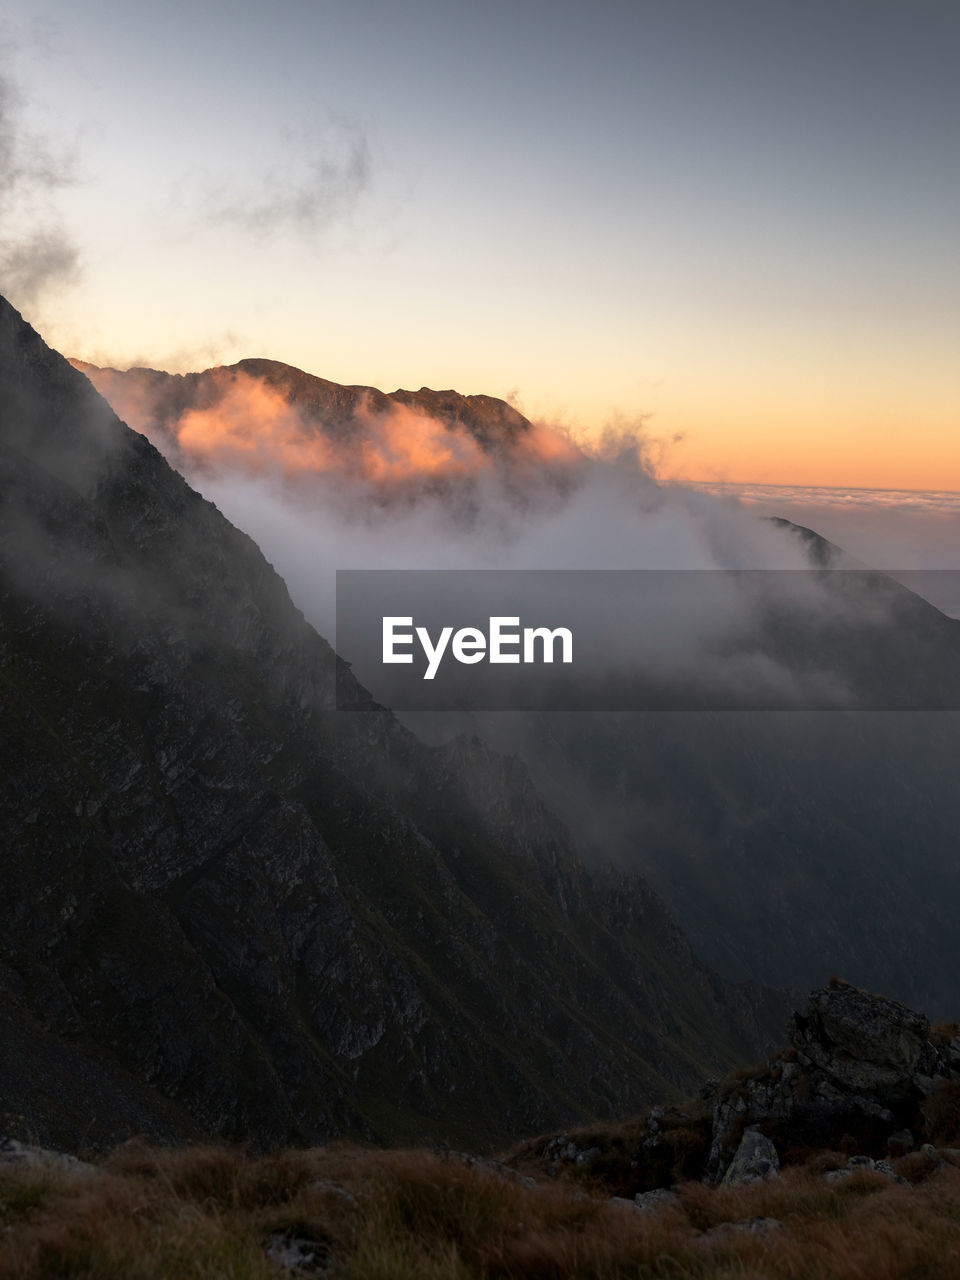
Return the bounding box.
[1,296,782,1152]
[68,356,532,464]
[67,340,960,1018]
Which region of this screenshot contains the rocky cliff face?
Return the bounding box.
[0,296,781,1152]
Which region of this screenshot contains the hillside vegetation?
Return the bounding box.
[2,1134,960,1278]
[3,982,960,1278]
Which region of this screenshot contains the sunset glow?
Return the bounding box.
[74,362,591,495]
[2,0,957,498]
[176,377,335,475]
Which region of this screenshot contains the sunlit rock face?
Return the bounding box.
[68,356,575,495]
[0,295,780,1152]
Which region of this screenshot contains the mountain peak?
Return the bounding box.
[1,293,778,1151]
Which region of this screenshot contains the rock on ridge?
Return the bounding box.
[706,982,960,1180]
[519,981,960,1193]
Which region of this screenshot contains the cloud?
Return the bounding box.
[694,480,960,575]
[204,120,371,241]
[77,362,586,507]
[0,61,81,309]
[75,361,819,651]
[692,481,960,514]
[0,227,79,307]
[79,358,958,713]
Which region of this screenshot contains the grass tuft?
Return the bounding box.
[1,1142,960,1278]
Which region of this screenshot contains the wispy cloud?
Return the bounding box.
[689,480,960,573]
[0,60,81,309]
[203,119,371,241]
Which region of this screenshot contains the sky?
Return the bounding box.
[1,0,958,490]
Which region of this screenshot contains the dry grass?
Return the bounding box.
[929,1023,959,1049]
[922,1081,960,1147]
[2,1142,960,1278]
[508,1104,715,1199]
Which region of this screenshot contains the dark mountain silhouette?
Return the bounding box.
[450,548,960,1015]
[469,699,960,1016]
[413,542,960,1014]
[0,296,782,1152]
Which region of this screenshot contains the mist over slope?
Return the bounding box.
[72,358,822,651]
[0,295,785,1151]
[74,356,960,1017]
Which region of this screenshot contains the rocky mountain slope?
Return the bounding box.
[407,539,960,1014]
[0,295,782,1152]
[4,983,959,1280]
[467,693,960,1017]
[75,354,960,1020]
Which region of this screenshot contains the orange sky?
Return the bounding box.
[635,359,959,492]
[660,407,960,493]
[7,2,957,497]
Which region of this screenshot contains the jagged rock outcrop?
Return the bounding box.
[706,982,960,1180]
[515,983,960,1195]
[0,295,781,1152]
[790,984,940,1097]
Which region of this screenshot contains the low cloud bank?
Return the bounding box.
[75,361,823,641]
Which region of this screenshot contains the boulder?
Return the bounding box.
[721,1127,779,1184]
[790,985,938,1099]
[694,1217,785,1248]
[262,1232,331,1274]
[823,1155,907,1185]
[634,1187,680,1212]
[0,1136,95,1175]
[706,984,958,1180]
[711,1217,784,1237]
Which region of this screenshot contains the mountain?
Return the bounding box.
[68,351,960,1020]
[0,296,781,1152]
[4,980,958,1280]
[69,357,532,473]
[451,552,960,1014]
[417,547,960,1014]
